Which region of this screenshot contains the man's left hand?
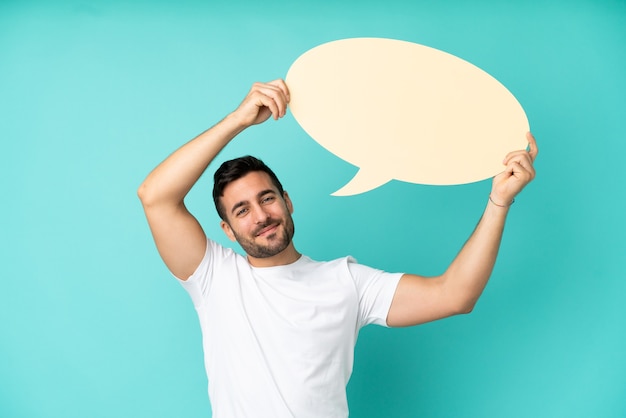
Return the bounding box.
[489,132,539,206]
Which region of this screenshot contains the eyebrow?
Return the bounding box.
[230,189,277,215]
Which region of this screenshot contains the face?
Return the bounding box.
[219,171,295,261]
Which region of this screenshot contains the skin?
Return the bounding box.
[137,79,538,327]
[219,171,299,267]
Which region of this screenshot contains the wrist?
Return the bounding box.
[488,194,515,208]
[223,112,251,133]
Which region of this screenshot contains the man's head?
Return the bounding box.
[213,156,285,220]
[213,156,295,263]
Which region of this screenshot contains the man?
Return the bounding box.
[138,79,537,417]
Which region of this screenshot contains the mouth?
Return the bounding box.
[255,223,279,237]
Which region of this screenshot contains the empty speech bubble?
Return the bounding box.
[285,38,529,196]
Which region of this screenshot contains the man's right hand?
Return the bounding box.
[139,79,291,280]
[231,80,291,128]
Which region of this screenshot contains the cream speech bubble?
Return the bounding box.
[285,38,529,196]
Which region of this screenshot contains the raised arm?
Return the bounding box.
[137,80,290,280]
[387,132,538,327]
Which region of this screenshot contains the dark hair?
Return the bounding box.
[212,156,285,220]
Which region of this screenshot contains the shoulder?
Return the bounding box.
[177,239,249,306]
[179,238,246,282]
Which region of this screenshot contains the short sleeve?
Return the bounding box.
[175,239,214,309]
[347,258,403,328]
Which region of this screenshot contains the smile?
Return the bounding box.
[255,223,279,237]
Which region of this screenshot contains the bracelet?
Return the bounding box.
[489,194,515,207]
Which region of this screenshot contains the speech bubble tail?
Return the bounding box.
[331,169,391,196]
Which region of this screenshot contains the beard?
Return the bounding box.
[231,215,295,259]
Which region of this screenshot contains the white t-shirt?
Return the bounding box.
[178,239,403,418]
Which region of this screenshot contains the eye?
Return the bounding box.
[235,207,249,217]
[261,195,276,204]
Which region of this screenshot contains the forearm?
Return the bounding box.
[387,134,536,326]
[444,131,537,311]
[138,113,246,207]
[441,200,510,312]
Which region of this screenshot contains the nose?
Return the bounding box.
[251,205,270,224]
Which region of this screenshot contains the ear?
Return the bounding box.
[283,191,294,214]
[220,220,237,242]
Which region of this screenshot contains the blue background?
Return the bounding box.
[1,1,625,417]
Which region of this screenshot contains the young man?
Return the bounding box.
[138,79,538,417]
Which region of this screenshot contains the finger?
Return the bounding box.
[262,95,281,120]
[507,159,535,182]
[255,82,288,118]
[526,132,539,162]
[503,132,539,165]
[250,90,280,120]
[269,79,291,103]
[249,86,284,119]
[506,152,535,176]
[502,149,528,165]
